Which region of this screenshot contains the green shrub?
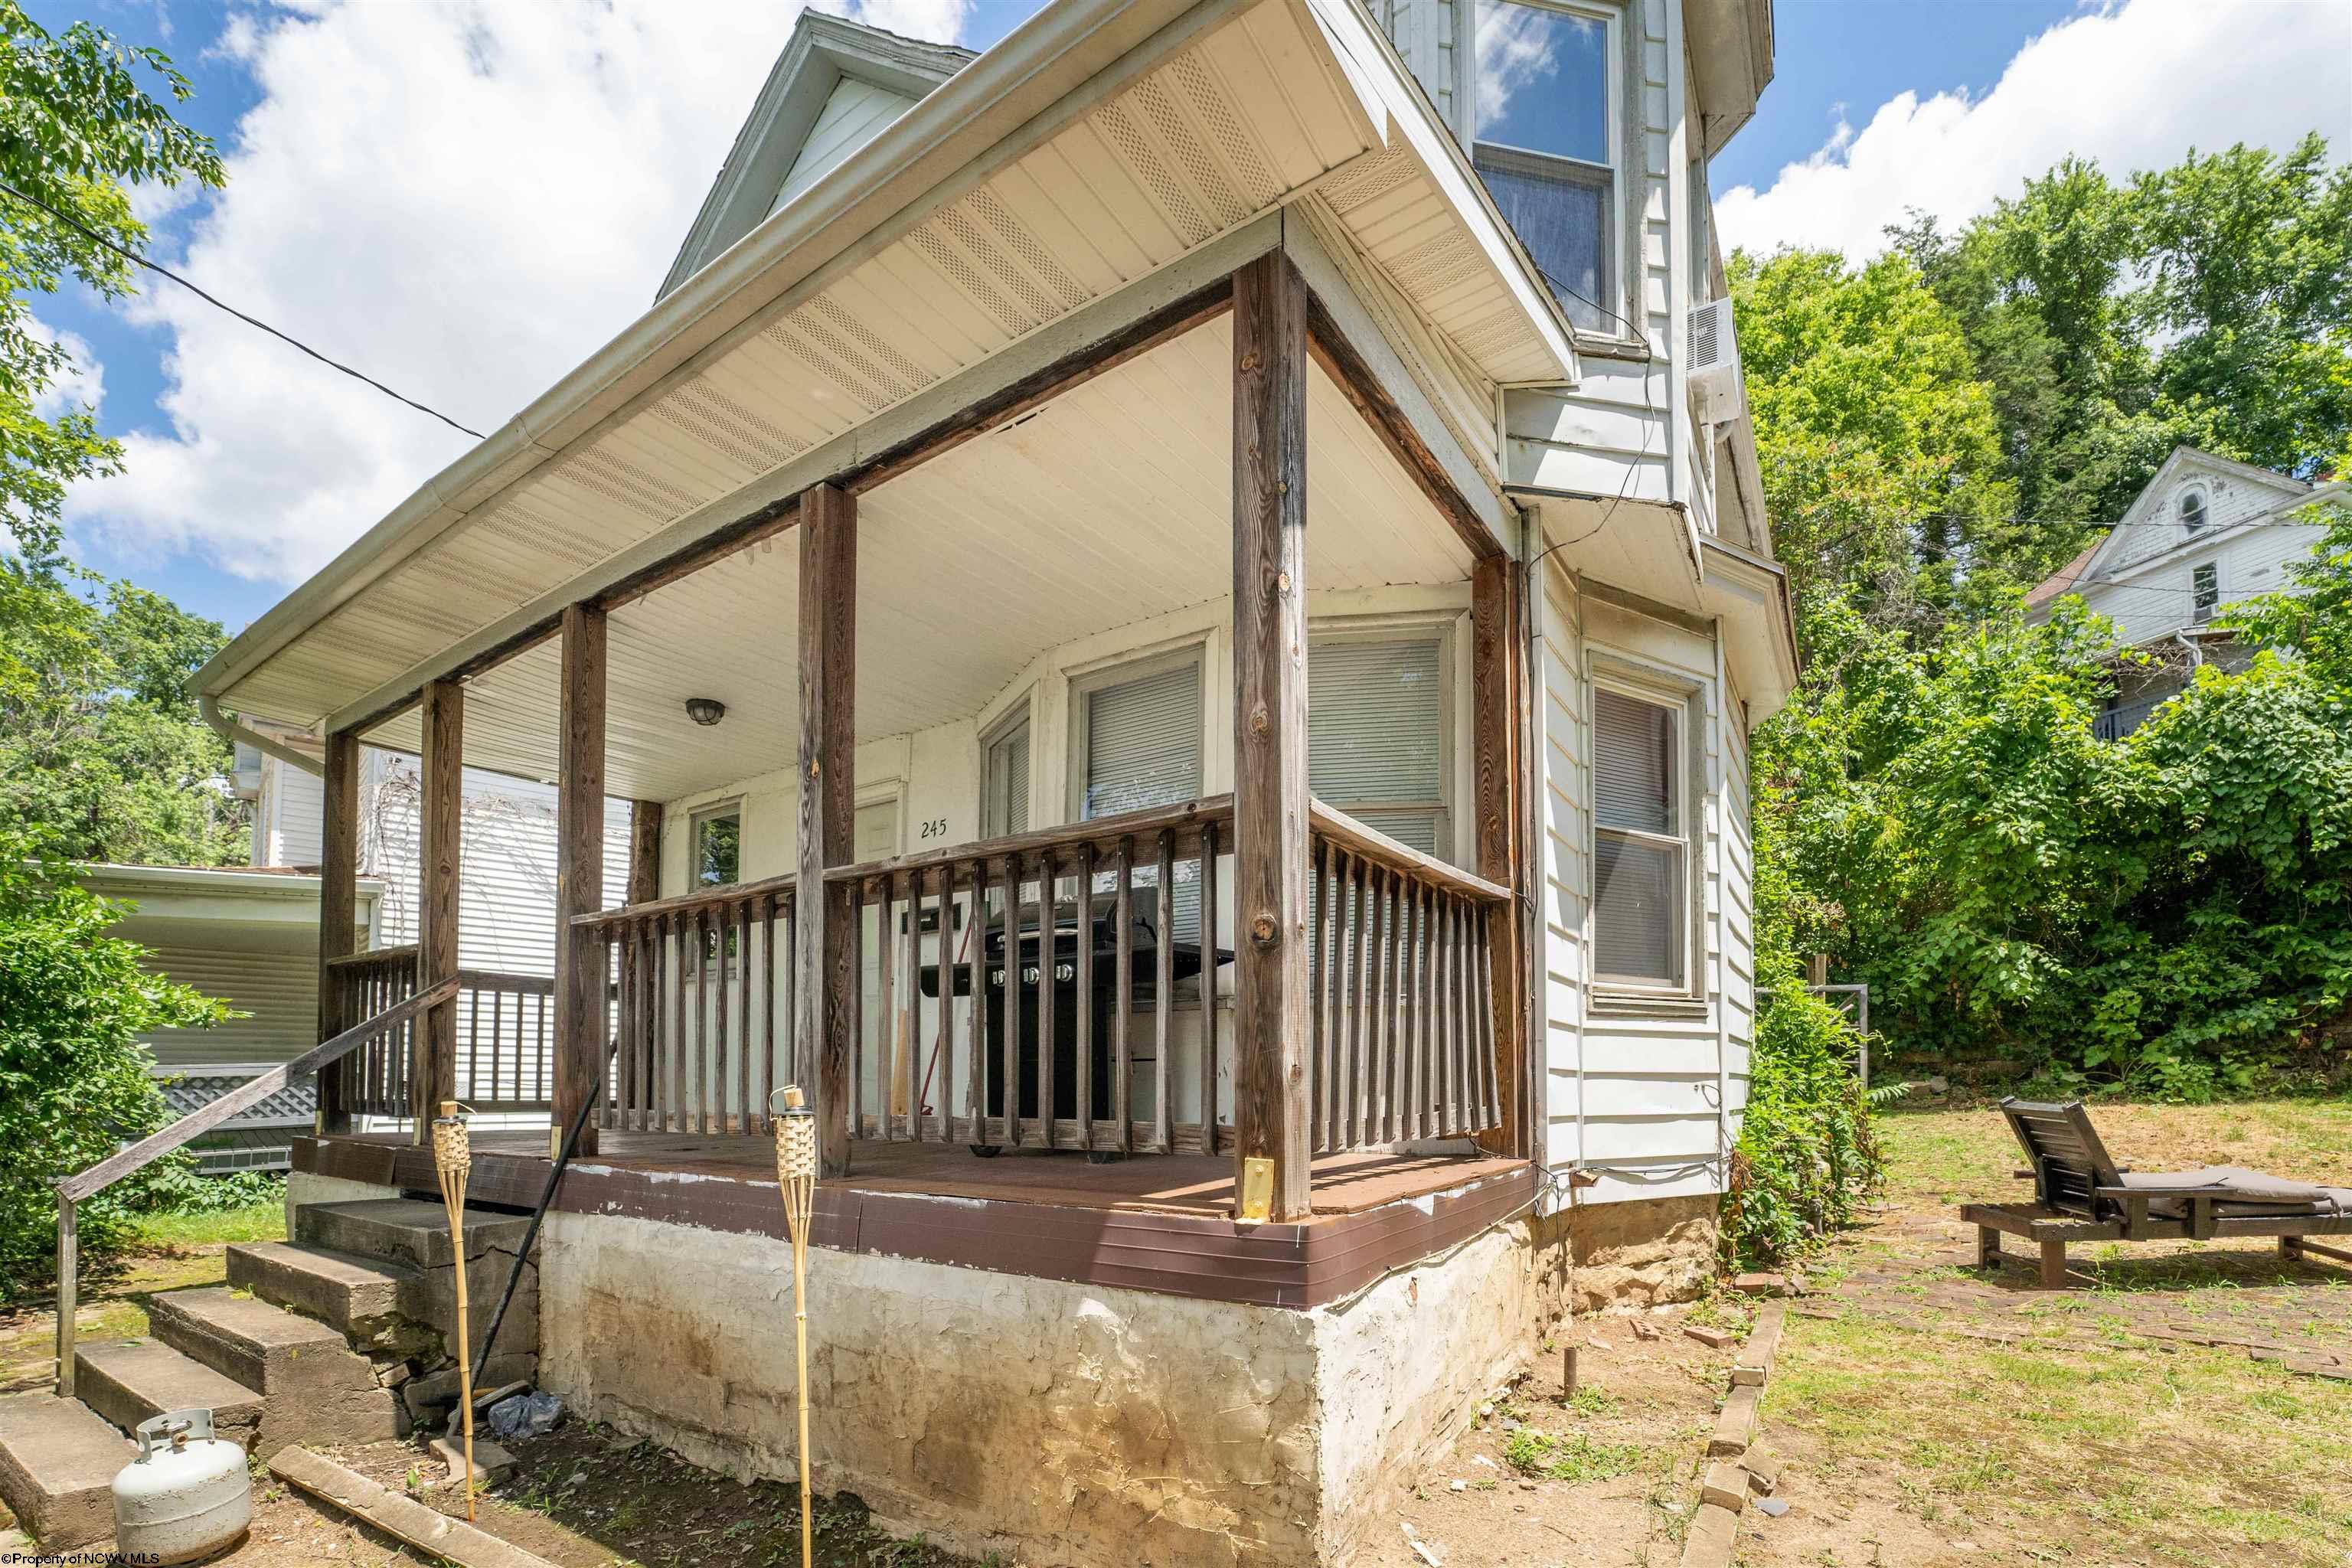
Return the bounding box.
[0,838,224,1301]
[133,1166,285,1216]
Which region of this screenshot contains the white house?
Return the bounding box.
[44,0,1798,1558]
[2029,446,2347,737]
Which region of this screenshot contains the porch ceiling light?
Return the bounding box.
[684,697,727,727]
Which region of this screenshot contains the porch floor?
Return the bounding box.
[296,1132,1535,1308]
[425,1131,1520,1218]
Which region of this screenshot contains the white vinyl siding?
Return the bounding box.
[768,77,919,217]
[136,946,318,1068]
[1309,635,1446,854]
[1592,685,1684,988]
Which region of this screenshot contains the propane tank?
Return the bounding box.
[112,1406,252,1565]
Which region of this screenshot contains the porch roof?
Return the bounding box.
[354,313,1473,798]
[196,0,1572,751]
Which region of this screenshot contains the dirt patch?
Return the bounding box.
[1346,1307,1744,1568]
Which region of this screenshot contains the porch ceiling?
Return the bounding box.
[203,0,1567,746]
[362,316,1472,799]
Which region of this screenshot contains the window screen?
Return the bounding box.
[1310,637,1445,854]
[1083,660,1204,941]
[1592,687,1684,987]
[1083,662,1201,819]
[2192,563,2219,624]
[984,720,1031,838]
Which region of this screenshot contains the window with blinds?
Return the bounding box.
[984,719,1030,838]
[1592,684,1685,988]
[1082,658,1204,941]
[1310,635,1446,854]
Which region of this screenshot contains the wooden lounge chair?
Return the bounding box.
[1962,1097,2352,1288]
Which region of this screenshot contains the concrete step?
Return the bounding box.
[74,1339,263,1455]
[295,1199,533,1271]
[226,1242,436,1356]
[143,1288,402,1456]
[0,1392,136,1549]
[291,1200,541,1356]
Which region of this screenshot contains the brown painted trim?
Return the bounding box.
[294,1137,1537,1311]
[1299,289,1504,564]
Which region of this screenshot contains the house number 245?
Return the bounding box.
[918,818,949,839]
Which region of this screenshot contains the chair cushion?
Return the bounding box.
[2120,1165,2350,1218]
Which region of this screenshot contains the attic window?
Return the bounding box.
[2179,489,2208,532]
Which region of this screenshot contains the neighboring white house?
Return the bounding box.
[2029,446,2347,737]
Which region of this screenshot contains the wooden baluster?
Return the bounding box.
[1349,854,1371,1150]
[1308,838,1325,1155]
[1412,884,1432,1142]
[1076,844,1095,1152]
[671,913,688,1134]
[902,873,920,1143]
[714,906,732,1132]
[1429,895,1449,1136]
[1197,824,1217,1152]
[1154,829,1174,1155]
[696,907,715,1135]
[968,861,988,1145]
[1386,873,1406,1145]
[1367,867,1390,1146]
[1452,897,1472,1136]
[1000,854,1021,1150]
[875,879,896,1142]
[847,881,864,1142]
[933,867,952,1144]
[1477,908,1501,1132]
[759,897,776,1134]
[737,900,753,1134]
[1035,852,1056,1149]
[1112,841,1133,1155]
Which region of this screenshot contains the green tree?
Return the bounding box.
[1726,247,2015,622]
[0,838,224,1298]
[0,0,222,559]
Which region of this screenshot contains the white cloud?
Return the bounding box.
[1716,0,2352,263]
[67,0,971,584]
[28,320,104,421]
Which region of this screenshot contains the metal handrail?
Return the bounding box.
[53,977,458,1397]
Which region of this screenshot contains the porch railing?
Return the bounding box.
[576,880,796,1135]
[831,795,1234,1157]
[325,948,564,1118]
[1308,802,1508,1151]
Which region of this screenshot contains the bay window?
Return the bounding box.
[1473,0,1615,333]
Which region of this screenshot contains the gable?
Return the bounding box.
[2070,446,2312,586]
[659,14,972,301]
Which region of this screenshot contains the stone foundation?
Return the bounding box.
[531,1188,1718,1566]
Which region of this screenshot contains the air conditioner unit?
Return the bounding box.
[1687,296,1743,426]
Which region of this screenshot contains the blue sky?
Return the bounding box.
[29,0,2347,636]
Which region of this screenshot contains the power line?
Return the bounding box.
[0,180,485,440]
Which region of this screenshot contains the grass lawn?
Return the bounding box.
[1747,1096,2352,1567]
[0,1191,286,1396]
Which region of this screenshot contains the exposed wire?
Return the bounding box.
[1521,265,1661,572]
[0,179,486,440]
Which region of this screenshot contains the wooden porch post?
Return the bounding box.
[553,604,609,1155]
[627,800,662,905]
[415,678,463,1138]
[316,728,360,1135]
[797,482,857,1178]
[1231,251,1312,1222]
[1472,556,1529,1158]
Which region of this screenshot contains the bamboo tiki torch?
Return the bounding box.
[773,1086,818,1568]
[430,1101,479,1522]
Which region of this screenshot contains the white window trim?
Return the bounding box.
[2191,560,2222,625]
[1308,612,1462,865]
[2179,487,2210,534]
[686,799,746,982]
[1063,639,1211,823]
[1464,0,1623,341]
[978,703,1034,840]
[1586,658,1704,1004]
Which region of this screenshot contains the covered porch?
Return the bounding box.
[306,240,1532,1232]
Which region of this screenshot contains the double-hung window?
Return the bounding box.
[2192,563,2220,625]
[688,805,742,974]
[982,715,1031,839]
[1309,634,1448,856]
[1473,0,1615,333]
[1592,684,1687,991]
[1077,655,1204,941]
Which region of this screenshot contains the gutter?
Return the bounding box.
[201,694,325,779]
